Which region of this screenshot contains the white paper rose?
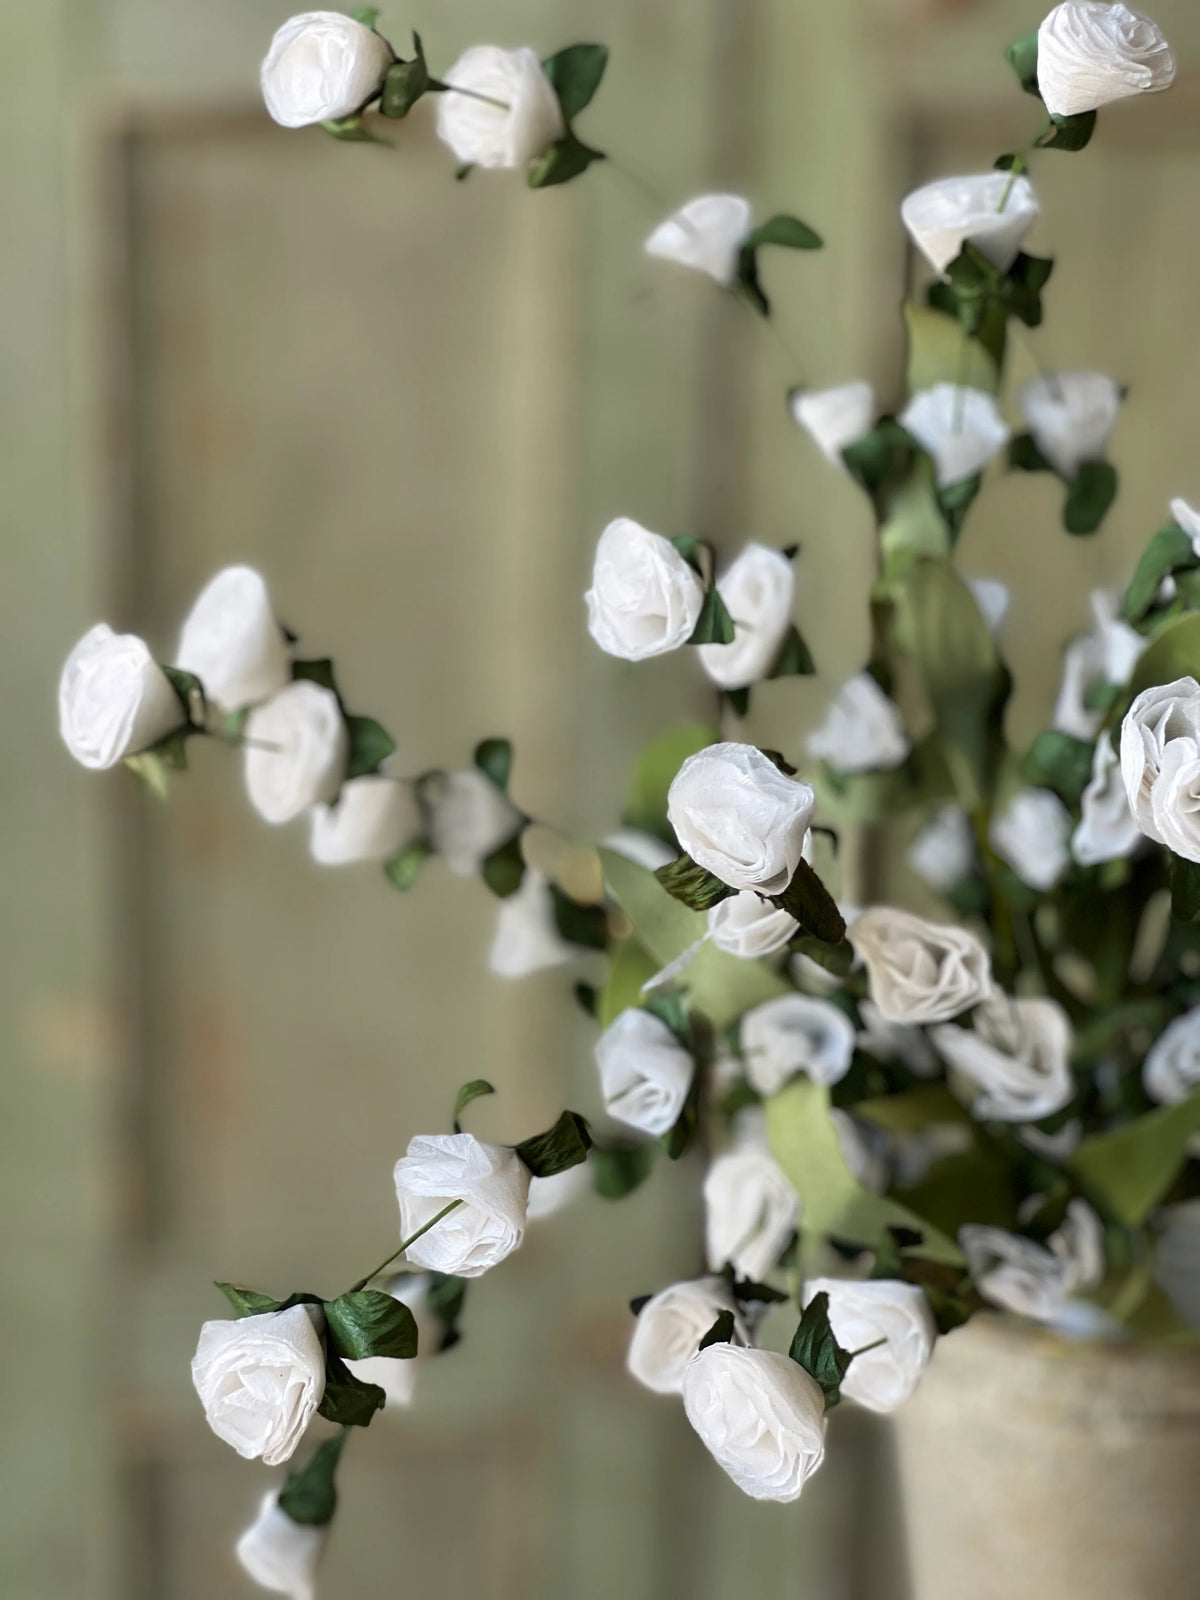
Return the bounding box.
[627,1278,748,1396]
[344,1276,429,1410]
[244,681,347,825]
[1120,677,1200,859]
[900,385,1011,488]
[849,907,992,1026]
[175,565,291,712]
[741,994,856,1096]
[1037,3,1175,119]
[989,788,1073,892]
[704,1131,799,1282]
[236,1491,325,1600]
[901,173,1039,276]
[790,382,876,467]
[932,993,1074,1122]
[907,805,976,893]
[585,518,706,662]
[1019,372,1122,481]
[595,1007,693,1137]
[393,1133,529,1278]
[696,543,795,690]
[1054,588,1144,742]
[436,46,565,170]
[261,12,393,129]
[1073,731,1141,865]
[1143,1007,1200,1105]
[191,1305,325,1466]
[667,743,816,896]
[803,1278,936,1413]
[488,868,574,979]
[707,891,798,959]
[961,1198,1104,1322]
[425,768,521,877]
[968,578,1011,636]
[644,194,754,288]
[682,1345,826,1502]
[310,775,422,866]
[58,623,182,771]
[806,672,910,775]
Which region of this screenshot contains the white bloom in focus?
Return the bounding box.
[969,578,1011,635]
[1054,589,1144,741]
[803,1278,936,1412]
[175,566,291,712]
[668,743,816,896]
[436,46,564,169]
[850,907,992,1027]
[601,828,678,873]
[344,1277,429,1410]
[191,1305,325,1466]
[1037,3,1175,119]
[393,1133,529,1278]
[989,788,1073,892]
[807,673,910,775]
[586,518,706,662]
[488,869,574,979]
[857,1000,940,1078]
[790,382,876,467]
[1171,498,1200,557]
[907,805,975,893]
[901,173,1039,275]
[244,681,347,825]
[627,1278,748,1396]
[704,1142,799,1282]
[595,1007,693,1138]
[526,1163,590,1221]
[900,385,1011,489]
[1143,1007,1200,1105]
[682,1345,826,1502]
[1120,678,1200,861]
[58,623,182,771]
[741,994,856,1096]
[1073,732,1141,865]
[1154,1200,1200,1329]
[1019,373,1122,481]
[932,992,1074,1122]
[708,891,798,959]
[261,11,393,129]
[236,1492,325,1599]
[960,1199,1104,1323]
[645,194,753,288]
[697,543,795,690]
[425,768,521,877]
[310,775,422,866]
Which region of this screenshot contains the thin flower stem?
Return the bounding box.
[602,150,676,216]
[349,1199,464,1293]
[847,1336,888,1360]
[426,80,511,112]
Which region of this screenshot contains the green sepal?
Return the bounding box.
[323,1290,419,1361]
[654,854,736,912]
[474,737,513,792]
[1008,432,1055,475]
[688,585,736,647]
[767,625,816,680]
[1124,526,1199,622]
[515,1109,593,1177]
[1171,854,1200,924]
[453,1079,496,1132]
[124,731,191,799]
[528,131,605,189]
[455,163,474,182]
[1037,110,1097,153]
[698,1309,737,1352]
[380,34,429,119]
[425,1274,468,1352]
[787,1291,852,1409]
[321,115,385,144]
[769,860,846,945]
[292,657,339,693]
[660,1067,701,1162]
[346,714,397,779]
[1129,612,1200,698]
[590,1141,654,1199]
[541,42,608,122]
[1005,30,1041,97]
[215,1284,324,1319]
[729,1276,789,1306]
[938,474,982,542]
[1023,730,1094,807]
[1005,251,1055,329]
[279,1432,347,1528]
[745,215,823,252]
[317,1352,386,1427]
[481,831,526,898]
[1064,460,1118,536]
[384,841,429,890]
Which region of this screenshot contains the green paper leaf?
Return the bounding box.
[279,1433,347,1528]
[1129,612,1200,698]
[351,6,381,24]
[1005,30,1041,96]
[425,1274,468,1351]
[843,419,918,501]
[654,854,736,912]
[528,131,605,189]
[660,1069,701,1162]
[730,1277,789,1306]
[515,1110,593,1177]
[790,933,854,979]
[541,42,608,122]
[624,723,717,841]
[938,473,982,542]
[699,1310,738,1352]
[481,831,526,899]
[788,1291,851,1408]
[746,214,823,252]
[1037,110,1096,152]
[1009,432,1056,475]
[1023,730,1095,807]
[1006,251,1055,329]
[346,714,396,779]
[688,585,736,647]
[474,737,513,792]
[724,687,750,718]
[453,1079,496,1132]
[1064,460,1118,536]
[1171,855,1200,924]
[642,990,690,1043]
[590,1141,655,1199]
[854,1085,972,1136]
[1071,1091,1200,1227]
[318,1353,386,1427]
[768,625,816,680]
[215,1285,324,1319]
[1124,526,1199,622]
[323,1290,418,1361]
[770,860,846,946]
[380,34,429,119]
[292,658,339,694]
[598,936,659,1028]
[384,841,429,890]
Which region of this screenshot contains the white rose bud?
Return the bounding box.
[175,566,291,712]
[1143,1006,1200,1105]
[261,11,393,129]
[741,994,856,1097]
[850,907,992,1027]
[644,194,754,288]
[310,775,422,866]
[961,1199,1104,1323]
[1019,372,1122,481]
[436,46,564,170]
[627,1278,749,1396]
[236,1492,325,1599]
[191,1305,325,1466]
[682,1345,826,1503]
[1171,497,1200,557]
[393,1133,530,1278]
[802,1278,936,1413]
[488,868,574,979]
[1037,3,1175,119]
[244,681,347,825]
[1053,589,1143,741]
[425,768,521,877]
[968,578,1011,636]
[707,891,798,959]
[1073,731,1141,865]
[901,173,1039,276]
[595,1007,693,1138]
[344,1276,429,1410]
[806,673,911,775]
[668,743,816,896]
[790,382,876,467]
[900,384,1011,488]
[907,805,976,893]
[585,517,706,662]
[697,543,795,690]
[932,992,1074,1122]
[704,1139,799,1282]
[989,788,1073,892]
[58,623,182,771]
[1120,677,1200,861]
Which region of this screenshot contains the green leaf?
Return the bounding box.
[1005,252,1055,329]
[843,418,918,501]
[351,6,381,23]
[551,886,610,951]
[729,1277,790,1306]
[380,34,429,119]
[1005,30,1041,96]
[788,1291,851,1408]
[1071,1092,1200,1227]
[515,1110,593,1177]
[724,687,750,718]
[598,936,660,1028]
[1064,460,1118,536]
[938,473,982,542]
[323,1290,418,1361]
[1124,526,1197,622]
[216,1283,285,1318]
[528,132,605,189]
[790,933,854,979]
[1130,612,1200,698]
[279,1433,346,1528]
[853,1085,971,1136]
[642,990,690,1043]
[1037,110,1096,153]
[346,714,396,779]
[688,585,736,647]
[590,1141,655,1199]
[318,1353,386,1427]
[767,625,816,680]
[425,1274,468,1351]
[1008,432,1056,475]
[660,1068,701,1161]
[384,841,429,890]
[879,471,953,579]
[292,658,339,694]
[770,860,846,945]
[624,723,717,840]
[699,1309,737,1351]
[654,854,736,912]
[453,1079,496,1132]
[541,43,608,121]
[481,831,526,899]
[904,304,999,397]
[474,737,513,793]
[1172,855,1200,924]
[321,115,384,144]
[745,215,823,252]
[1023,730,1095,807]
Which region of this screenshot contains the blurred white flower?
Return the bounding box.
[426,769,521,877]
[668,743,816,895]
[1120,677,1200,862]
[488,869,574,979]
[901,173,1039,275]
[176,566,291,712]
[708,891,798,959]
[436,46,564,169]
[990,788,1073,892]
[59,624,182,771]
[682,1345,826,1502]
[191,1305,325,1466]
[831,1109,890,1194]
[1143,1006,1200,1105]
[1037,3,1175,120]
[526,1163,591,1221]
[236,1491,325,1599]
[968,578,1011,636]
[586,518,706,662]
[741,994,856,1096]
[1073,732,1141,866]
[850,907,992,1026]
[645,194,753,287]
[907,805,975,893]
[1018,373,1122,480]
[627,1277,748,1396]
[1170,498,1200,557]
[901,385,1011,488]
[261,11,393,128]
[802,1278,936,1412]
[1053,589,1143,741]
[806,673,910,775]
[595,1007,693,1137]
[932,993,1074,1122]
[857,999,940,1078]
[310,775,422,866]
[790,383,876,467]
[697,544,795,690]
[244,681,348,825]
[393,1133,529,1278]
[704,1132,799,1282]
[960,1199,1104,1322]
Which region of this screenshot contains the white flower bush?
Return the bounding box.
[932,993,1074,1122]
[740,994,856,1096]
[310,775,422,866]
[244,681,348,825]
[586,518,705,662]
[1037,3,1175,119]
[790,382,876,466]
[901,173,1039,276]
[667,743,815,895]
[261,12,394,129]
[436,46,564,170]
[989,788,1073,892]
[850,908,992,1026]
[59,624,182,770]
[697,543,794,690]
[236,1492,326,1599]
[1019,372,1122,480]
[595,1007,693,1137]
[393,1133,530,1278]
[627,1278,748,1395]
[807,673,910,774]
[645,195,753,287]
[900,385,1011,488]
[191,1305,326,1466]
[803,1279,936,1412]
[682,1345,826,1502]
